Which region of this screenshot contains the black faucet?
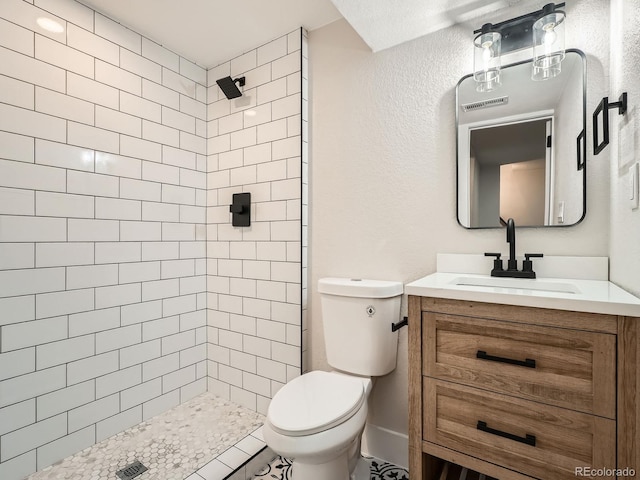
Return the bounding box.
[484,218,544,279]
[506,218,517,271]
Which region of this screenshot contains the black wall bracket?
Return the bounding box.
[473,3,566,55]
[391,316,408,332]
[230,192,251,227]
[593,92,627,155]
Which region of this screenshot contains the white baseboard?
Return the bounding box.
[361,423,408,469]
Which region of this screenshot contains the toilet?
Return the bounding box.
[263,277,403,480]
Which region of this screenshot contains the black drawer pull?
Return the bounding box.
[477,421,536,447]
[476,350,536,368]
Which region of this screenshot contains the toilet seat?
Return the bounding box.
[268,371,366,437]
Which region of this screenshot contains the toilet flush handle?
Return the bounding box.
[391,316,408,332]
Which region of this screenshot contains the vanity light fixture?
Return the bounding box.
[472,2,566,89]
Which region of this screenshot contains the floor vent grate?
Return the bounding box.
[116,460,148,480]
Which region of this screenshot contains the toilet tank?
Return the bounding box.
[318,278,403,376]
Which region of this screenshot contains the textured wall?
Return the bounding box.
[609,0,640,297]
[205,29,306,415]
[308,0,612,464]
[0,1,208,478]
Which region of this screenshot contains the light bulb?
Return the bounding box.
[474,30,501,88]
[482,46,492,63]
[543,28,557,46]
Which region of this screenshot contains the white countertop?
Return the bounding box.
[405,272,640,317]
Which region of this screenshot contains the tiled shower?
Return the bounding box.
[205,28,308,414]
[0,1,307,478]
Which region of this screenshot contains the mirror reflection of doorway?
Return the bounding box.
[469,118,552,227]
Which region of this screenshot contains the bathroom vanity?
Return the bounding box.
[406,257,640,480]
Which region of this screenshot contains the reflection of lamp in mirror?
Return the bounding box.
[474,24,501,93]
[532,3,566,81]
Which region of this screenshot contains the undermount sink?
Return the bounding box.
[449,276,582,294]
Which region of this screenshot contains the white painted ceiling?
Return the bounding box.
[76,0,342,68]
[76,0,542,69]
[332,0,504,52]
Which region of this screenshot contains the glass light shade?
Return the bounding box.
[474,30,501,92]
[532,10,565,80]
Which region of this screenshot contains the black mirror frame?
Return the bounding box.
[455,48,587,229]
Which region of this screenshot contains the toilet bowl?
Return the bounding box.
[262,371,372,480]
[263,278,403,480]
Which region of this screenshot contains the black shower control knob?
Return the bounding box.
[230,192,251,227]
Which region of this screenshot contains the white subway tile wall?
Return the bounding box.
[0,1,208,479]
[0,2,307,478]
[206,29,307,413]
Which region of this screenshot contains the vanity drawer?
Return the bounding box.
[423,379,616,480]
[422,312,616,418]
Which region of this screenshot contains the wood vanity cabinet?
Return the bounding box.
[408,295,640,480]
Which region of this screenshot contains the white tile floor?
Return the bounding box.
[251,456,410,480]
[188,428,269,480]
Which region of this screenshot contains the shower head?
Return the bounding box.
[216,76,246,99]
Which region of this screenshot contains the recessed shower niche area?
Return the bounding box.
[0,1,309,478]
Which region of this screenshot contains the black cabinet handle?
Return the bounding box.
[477,421,536,447]
[476,350,536,368]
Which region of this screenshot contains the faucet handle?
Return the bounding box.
[484,252,504,274]
[523,253,544,274]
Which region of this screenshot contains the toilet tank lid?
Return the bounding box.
[318,278,403,298]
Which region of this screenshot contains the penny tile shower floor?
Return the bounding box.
[25,391,410,480]
[26,392,265,480]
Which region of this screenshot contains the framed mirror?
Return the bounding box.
[456,49,586,228]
